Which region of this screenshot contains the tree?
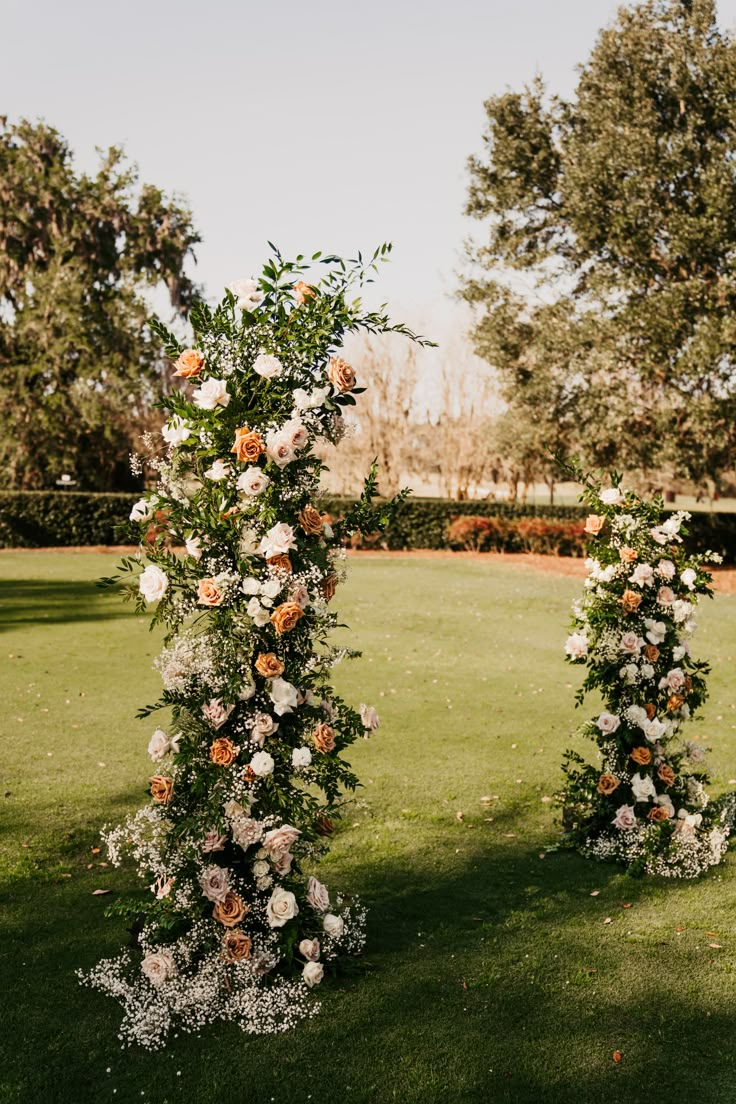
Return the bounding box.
[0,117,200,490]
[463,0,736,493]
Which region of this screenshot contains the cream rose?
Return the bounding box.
[199,865,230,903]
[205,459,231,481]
[139,565,169,604]
[259,522,296,558]
[303,961,324,987]
[148,728,171,762]
[595,712,620,735]
[564,632,588,659]
[263,824,300,859]
[299,937,321,961]
[266,888,299,928]
[141,950,176,986]
[322,912,344,938]
[612,804,638,830]
[237,466,270,496]
[253,353,283,379]
[229,277,263,310]
[161,416,191,447]
[250,750,274,777]
[306,875,330,912]
[193,378,230,410]
[292,746,312,768]
[130,498,152,523]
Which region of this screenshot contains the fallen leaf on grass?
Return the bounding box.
[503,832,516,838]
[676,926,685,933]
[708,943,723,949]
[91,847,101,854]
[706,931,719,936]
[538,853,546,860]
[456,811,464,822]
[590,890,600,897]
[92,889,111,896]
[622,903,632,909]
[603,917,613,925]
[613,1051,622,1063]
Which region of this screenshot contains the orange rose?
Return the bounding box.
[321,573,338,602]
[584,514,606,536]
[630,746,652,766]
[298,505,324,536]
[597,772,620,795]
[619,546,638,563]
[644,644,660,663]
[667,693,685,712]
[222,506,240,520]
[173,348,204,378]
[231,427,265,463]
[621,589,643,613]
[150,775,174,803]
[197,578,225,607]
[647,806,670,822]
[213,891,249,927]
[328,356,356,393]
[684,676,693,694]
[644,703,657,720]
[270,602,304,634]
[255,653,284,679]
[209,737,238,766]
[293,280,315,304]
[657,763,676,787]
[242,765,257,784]
[267,554,293,573]
[222,930,252,962]
[312,722,336,753]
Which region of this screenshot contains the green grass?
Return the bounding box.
[2,552,736,1104]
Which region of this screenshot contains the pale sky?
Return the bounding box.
[4,0,736,324]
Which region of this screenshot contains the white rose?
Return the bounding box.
[564,632,588,659]
[253,353,283,379]
[252,859,270,877]
[185,536,202,560]
[239,677,256,701]
[360,704,380,731]
[323,522,334,540]
[205,458,231,481]
[242,577,261,595]
[161,416,191,447]
[266,888,298,928]
[141,950,176,986]
[302,961,324,987]
[595,712,620,735]
[237,466,270,496]
[246,596,271,627]
[644,619,667,645]
[231,816,263,849]
[239,527,260,556]
[250,750,274,777]
[139,564,168,603]
[619,632,643,655]
[262,579,282,599]
[292,746,312,768]
[322,912,344,939]
[229,277,263,310]
[193,378,230,410]
[650,526,669,545]
[657,559,676,579]
[631,772,657,802]
[282,418,309,450]
[600,487,623,505]
[270,677,299,716]
[641,663,654,679]
[293,385,330,411]
[265,431,295,469]
[251,712,278,746]
[644,717,667,742]
[672,599,693,624]
[299,937,321,962]
[130,498,152,523]
[148,728,171,762]
[258,521,296,559]
[659,667,686,692]
[620,663,639,683]
[306,876,330,912]
[673,643,689,662]
[263,825,300,859]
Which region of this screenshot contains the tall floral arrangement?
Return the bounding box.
[80,246,430,1048]
[558,461,735,877]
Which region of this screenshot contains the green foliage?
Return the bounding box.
[0,117,200,491]
[464,0,736,491]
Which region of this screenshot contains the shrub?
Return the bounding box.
[0,491,134,548]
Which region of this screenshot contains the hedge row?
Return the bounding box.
[1,491,736,563]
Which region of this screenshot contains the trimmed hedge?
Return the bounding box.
[1,491,736,563]
[0,492,134,548]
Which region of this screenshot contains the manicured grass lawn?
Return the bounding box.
[2,552,736,1104]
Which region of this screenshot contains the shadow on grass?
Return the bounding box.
[0,579,133,630]
[2,793,734,1104]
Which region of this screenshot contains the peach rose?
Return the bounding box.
[667,693,686,712]
[312,723,336,754]
[597,772,620,795]
[619,546,638,563]
[644,644,660,663]
[231,427,265,463]
[657,764,676,786]
[321,574,338,602]
[647,805,670,822]
[255,653,285,679]
[644,703,657,720]
[630,746,652,766]
[173,348,204,378]
[267,554,293,573]
[621,589,643,613]
[213,891,249,927]
[298,504,323,536]
[270,602,304,634]
[197,578,225,607]
[150,775,174,803]
[209,737,238,767]
[222,929,252,961]
[293,280,315,304]
[584,514,605,536]
[242,765,257,785]
[328,356,356,392]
